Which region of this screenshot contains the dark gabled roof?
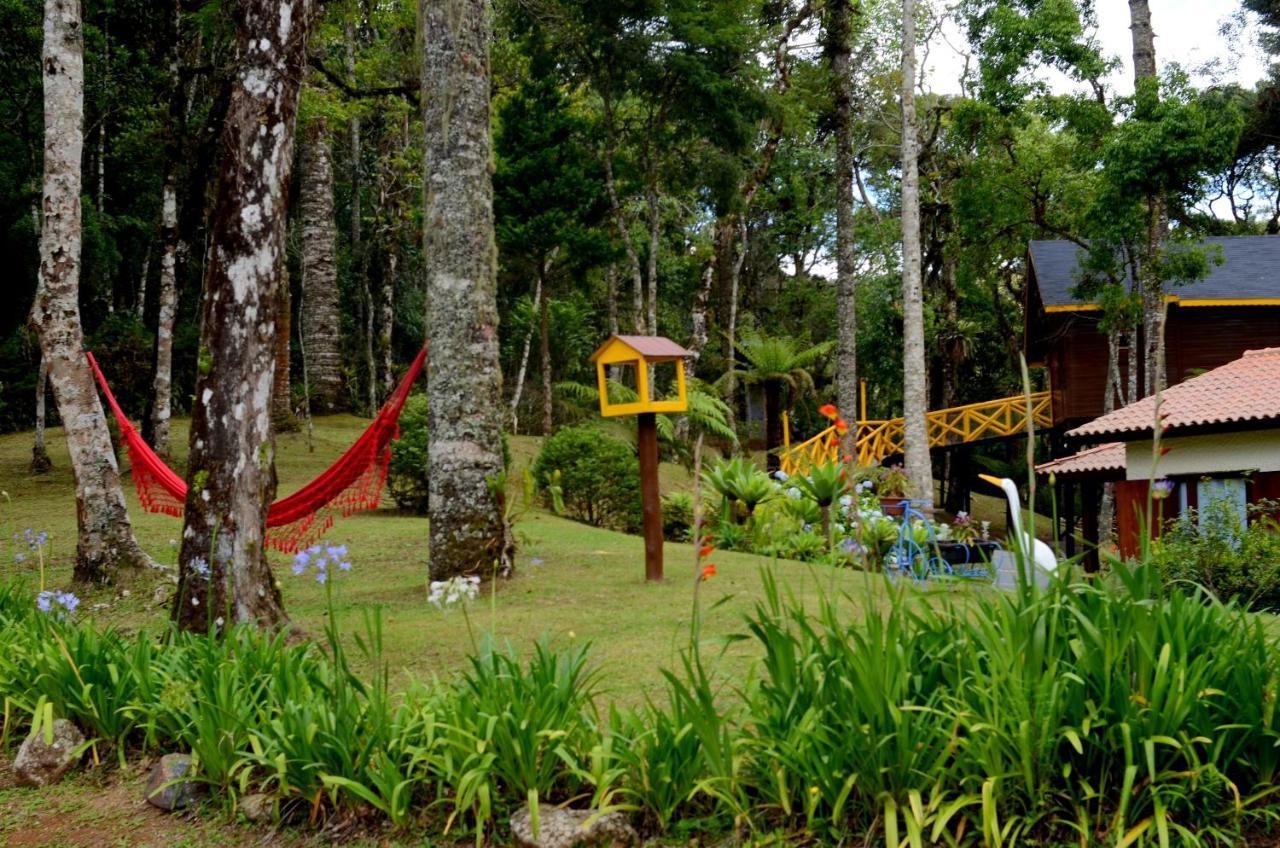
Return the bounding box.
[1028,236,1280,309]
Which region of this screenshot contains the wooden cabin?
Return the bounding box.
[1041,348,1280,560]
[1025,236,1280,430]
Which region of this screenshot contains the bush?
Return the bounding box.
[388,394,429,513]
[1152,500,1280,610]
[531,426,640,532]
[662,492,694,541]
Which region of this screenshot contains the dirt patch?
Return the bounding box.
[0,761,301,848]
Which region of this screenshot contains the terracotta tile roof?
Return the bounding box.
[590,335,693,361]
[1035,442,1125,479]
[1069,347,1280,440]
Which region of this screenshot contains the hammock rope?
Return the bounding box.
[86,346,428,553]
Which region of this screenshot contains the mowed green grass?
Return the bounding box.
[0,416,885,703]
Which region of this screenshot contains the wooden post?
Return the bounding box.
[638,411,663,581]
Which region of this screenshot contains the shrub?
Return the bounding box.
[662,492,694,541]
[388,393,430,513]
[1152,499,1280,610]
[531,426,640,531]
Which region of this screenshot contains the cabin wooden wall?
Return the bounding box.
[1045,306,1280,428]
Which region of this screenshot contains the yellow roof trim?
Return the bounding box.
[1175,298,1280,307]
[1043,304,1102,313]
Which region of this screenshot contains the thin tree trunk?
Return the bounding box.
[379,249,396,399]
[764,380,782,472]
[300,122,343,411]
[508,273,540,434]
[33,0,150,582]
[539,264,553,436]
[900,0,932,502]
[1128,0,1166,398]
[271,262,295,429]
[346,22,376,414]
[421,0,512,580]
[174,0,314,631]
[829,0,858,456]
[150,173,180,458]
[31,356,52,473]
[136,241,150,316]
[600,93,646,335]
[645,180,660,335]
[606,263,619,337]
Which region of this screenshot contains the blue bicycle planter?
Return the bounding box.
[889,500,1000,582]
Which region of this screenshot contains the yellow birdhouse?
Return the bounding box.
[588,335,691,417]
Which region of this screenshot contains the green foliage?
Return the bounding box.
[531,426,641,532]
[701,457,775,522]
[388,393,429,514]
[661,491,694,542]
[1152,500,1280,610]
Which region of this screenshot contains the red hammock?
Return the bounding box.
[87,346,428,554]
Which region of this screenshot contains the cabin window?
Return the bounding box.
[1196,477,1248,537]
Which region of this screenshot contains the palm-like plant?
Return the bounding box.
[717,331,834,470]
[702,457,775,524]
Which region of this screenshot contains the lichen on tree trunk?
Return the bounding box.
[828,0,858,457]
[899,0,932,503]
[33,0,150,583]
[174,0,314,632]
[300,121,344,412]
[420,0,513,581]
[151,173,180,458]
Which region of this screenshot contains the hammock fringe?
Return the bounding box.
[87,346,427,554]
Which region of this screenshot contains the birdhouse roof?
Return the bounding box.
[589,335,693,363]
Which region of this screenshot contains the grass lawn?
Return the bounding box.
[0,415,891,705]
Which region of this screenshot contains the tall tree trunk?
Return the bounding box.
[508,273,540,434]
[828,0,858,456]
[764,380,782,472]
[346,22,376,414]
[379,248,396,399]
[271,263,295,429]
[300,122,343,411]
[539,265,553,436]
[900,0,931,502]
[645,180,660,335]
[1128,0,1167,398]
[31,356,52,473]
[151,172,180,458]
[421,0,512,580]
[33,0,150,582]
[174,0,313,631]
[600,93,646,335]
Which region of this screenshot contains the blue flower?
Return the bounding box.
[14,552,25,564]
[36,591,53,612]
[326,544,348,558]
[189,557,211,579]
[315,569,328,585]
[530,557,544,567]
[292,560,307,576]
[338,561,351,571]
[58,591,80,613]
[35,590,78,616]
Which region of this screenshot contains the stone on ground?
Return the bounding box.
[145,753,201,811]
[509,804,639,848]
[12,718,85,786]
[239,792,274,823]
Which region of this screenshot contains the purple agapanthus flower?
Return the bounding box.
[36,590,79,617]
[292,542,352,583]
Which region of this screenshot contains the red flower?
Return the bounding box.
[701,564,717,580]
[818,403,839,420]
[842,454,853,464]
[699,544,715,559]
[834,418,849,436]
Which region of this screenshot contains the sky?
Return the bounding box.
[926,0,1272,97]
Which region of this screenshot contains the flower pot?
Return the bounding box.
[937,540,1000,566]
[879,496,909,516]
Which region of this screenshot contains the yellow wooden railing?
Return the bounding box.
[780,391,1053,477]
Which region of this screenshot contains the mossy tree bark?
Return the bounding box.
[300,121,344,412]
[32,0,150,583]
[900,0,932,503]
[828,0,859,455]
[420,0,513,580]
[174,0,314,632]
